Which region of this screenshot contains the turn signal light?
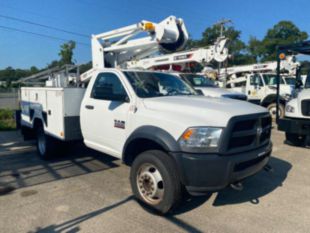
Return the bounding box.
[182,129,193,140]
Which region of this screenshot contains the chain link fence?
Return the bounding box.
[0,88,19,110]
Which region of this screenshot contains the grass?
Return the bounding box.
[0,109,16,130]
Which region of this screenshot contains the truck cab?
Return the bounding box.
[279,72,310,146]
[227,72,294,118]
[80,69,272,211]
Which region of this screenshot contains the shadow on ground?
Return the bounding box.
[0,142,118,192]
[23,155,291,233]
[212,156,292,206]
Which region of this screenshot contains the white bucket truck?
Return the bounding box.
[18,16,272,214]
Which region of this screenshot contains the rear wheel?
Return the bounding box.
[36,125,57,159]
[267,103,284,120]
[130,150,183,214]
[285,133,306,147]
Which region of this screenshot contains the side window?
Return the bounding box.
[250,74,263,86]
[91,73,128,101]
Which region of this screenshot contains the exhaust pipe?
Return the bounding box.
[230,182,243,191]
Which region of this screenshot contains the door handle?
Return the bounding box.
[85,105,94,110]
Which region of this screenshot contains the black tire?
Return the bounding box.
[267,103,284,120]
[36,125,57,159]
[285,133,305,147]
[130,150,183,214]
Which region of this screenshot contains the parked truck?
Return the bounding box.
[18,16,272,214]
[222,57,299,119]
[276,41,310,147]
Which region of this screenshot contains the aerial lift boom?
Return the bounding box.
[125,36,228,70]
[219,56,299,80]
[81,16,188,82]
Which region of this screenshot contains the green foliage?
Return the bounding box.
[189,25,255,66]
[0,109,16,130]
[58,40,76,65]
[79,61,92,74]
[0,66,40,82]
[250,21,308,61]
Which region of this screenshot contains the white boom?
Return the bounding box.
[92,16,188,68]
[81,16,188,82]
[125,36,228,70]
[79,16,188,83]
[219,56,300,80]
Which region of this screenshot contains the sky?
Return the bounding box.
[0,0,310,69]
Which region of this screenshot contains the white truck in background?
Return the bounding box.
[276,42,310,147]
[221,57,300,118]
[18,16,272,214]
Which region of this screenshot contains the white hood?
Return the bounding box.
[197,87,245,98]
[142,96,267,127]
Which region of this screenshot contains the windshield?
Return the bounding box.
[181,74,217,87]
[262,74,284,85]
[284,76,296,85]
[124,71,197,98]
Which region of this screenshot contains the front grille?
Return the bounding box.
[301,100,310,116]
[226,114,272,153]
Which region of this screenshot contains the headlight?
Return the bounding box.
[286,105,295,113]
[178,127,223,151]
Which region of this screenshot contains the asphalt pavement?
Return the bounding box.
[0,129,309,233]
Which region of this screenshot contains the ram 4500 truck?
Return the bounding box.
[19,69,272,214]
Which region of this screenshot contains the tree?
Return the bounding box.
[58,40,76,65]
[247,36,263,62]
[30,66,39,74]
[254,21,308,61]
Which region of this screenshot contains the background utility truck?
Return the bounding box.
[18,16,272,214]
[276,41,310,147]
[222,57,299,119]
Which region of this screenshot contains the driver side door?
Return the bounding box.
[83,72,131,158]
[247,74,265,103]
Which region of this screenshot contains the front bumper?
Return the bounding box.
[170,142,272,194]
[278,117,310,136]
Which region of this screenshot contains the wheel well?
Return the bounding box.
[33,118,43,129]
[123,138,167,166]
[262,95,285,107]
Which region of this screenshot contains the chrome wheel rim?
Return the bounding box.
[269,106,282,119]
[136,163,164,205]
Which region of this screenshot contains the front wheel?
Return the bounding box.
[130,150,183,214]
[285,133,305,147]
[267,103,284,120]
